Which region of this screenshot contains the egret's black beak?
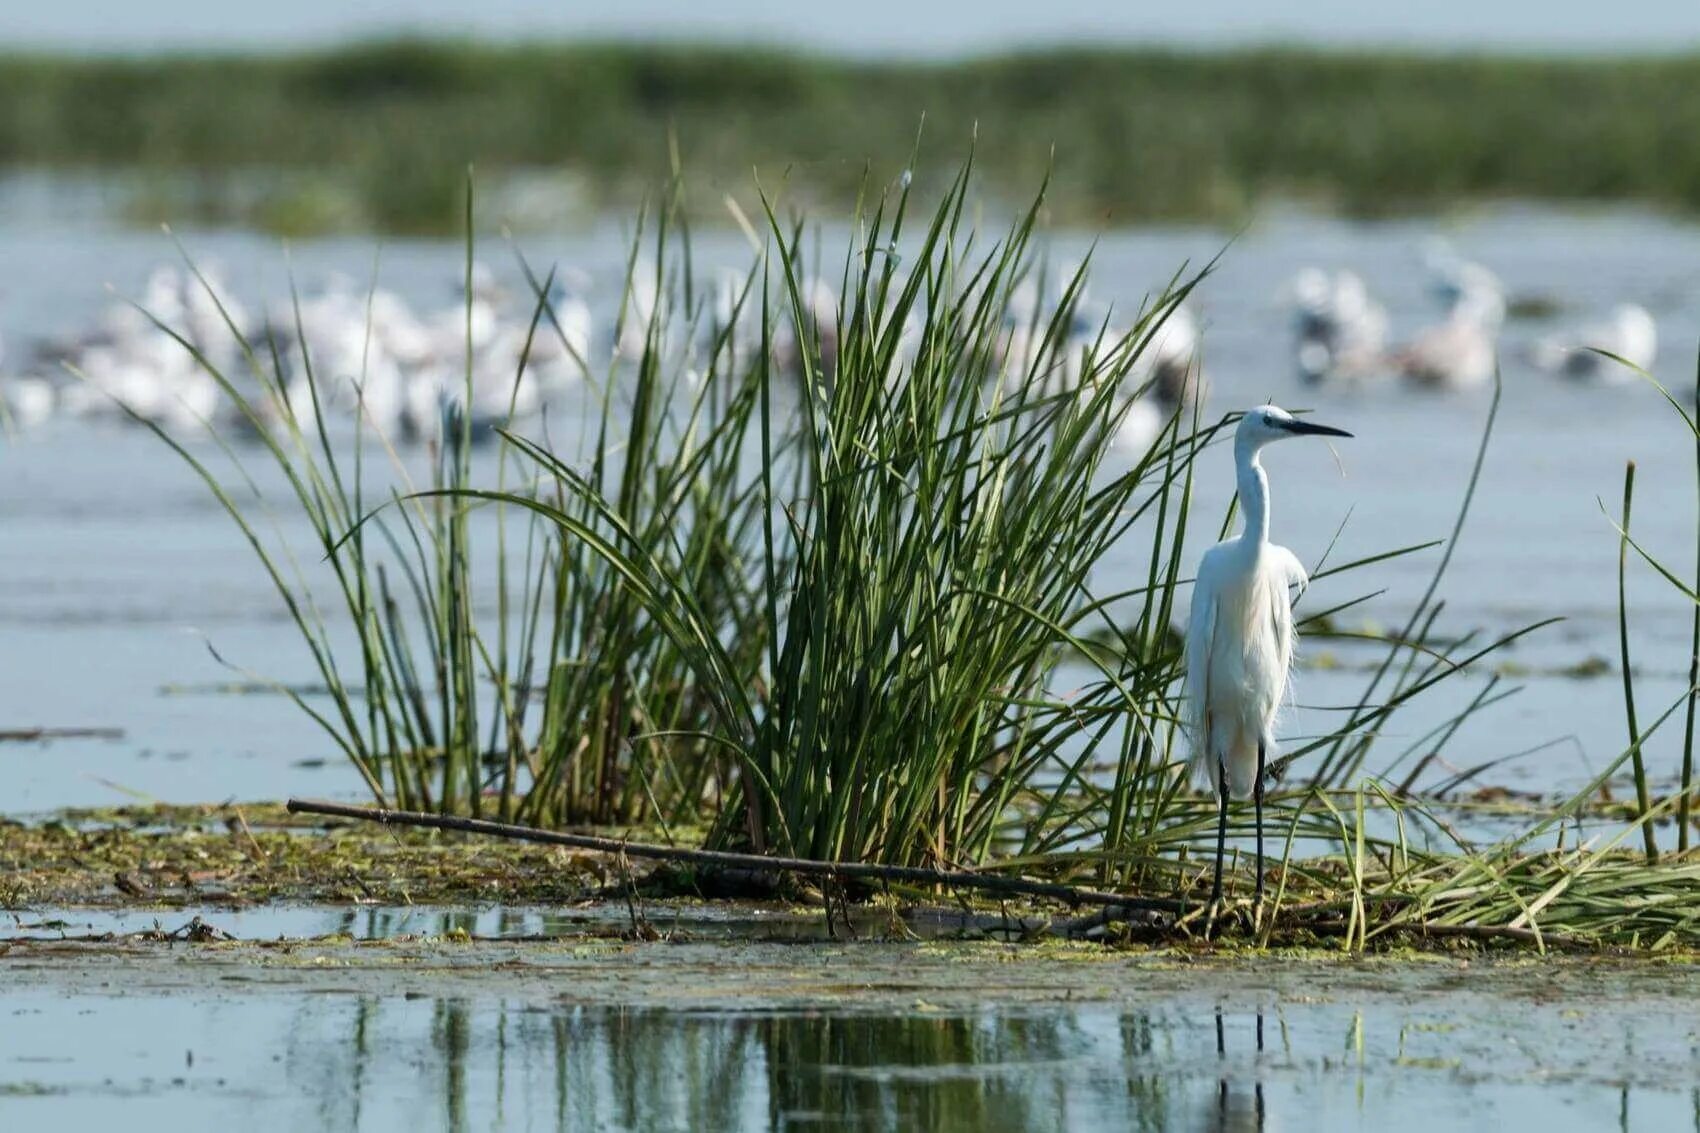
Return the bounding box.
[1283,419,1353,439]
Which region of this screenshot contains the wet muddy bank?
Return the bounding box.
[7,803,1700,954]
[4,930,1698,1014]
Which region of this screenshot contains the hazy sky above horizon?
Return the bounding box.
[4,0,1699,55]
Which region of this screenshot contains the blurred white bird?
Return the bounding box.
[537,273,594,386]
[772,277,840,377]
[1,377,55,431]
[996,277,1056,392]
[1397,267,1504,390]
[181,261,253,369]
[1421,238,1503,313]
[1289,268,1388,384]
[615,272,666,363]
[1136,301,1207,409]
[1115,395,1166,451]
[1531,304,1657,381]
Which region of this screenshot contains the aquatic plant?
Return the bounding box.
[441,160,1223,865]
[111,174,771,824]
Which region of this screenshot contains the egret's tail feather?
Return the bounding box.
[1186,716,1265,800]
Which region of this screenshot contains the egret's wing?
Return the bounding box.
[1275,545,1310,604]
[1267,544,1310,717]
[1184,549,1223,785]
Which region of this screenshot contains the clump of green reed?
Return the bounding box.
[461,160,1227,867]
[119,171,786,825]
[730,170,1187,865]
[499,203,783,829]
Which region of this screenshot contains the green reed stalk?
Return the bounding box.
[1618,460,1658,863]
[1682,348,1700,852]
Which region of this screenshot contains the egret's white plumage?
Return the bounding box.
[1186,535,1307,798]
[1185,404,1351,906]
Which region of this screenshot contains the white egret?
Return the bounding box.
[1186,404,1352,912]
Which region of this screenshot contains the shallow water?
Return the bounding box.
[1,935,1696,1131]
[5,204,1700,818]
[3,902,946,943]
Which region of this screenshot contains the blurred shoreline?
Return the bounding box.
[1,41,1698,235]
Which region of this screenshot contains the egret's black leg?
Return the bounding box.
[1254,742,1266,909]
[1211,757,1229,907]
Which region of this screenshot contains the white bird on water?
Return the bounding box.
[1186,405,1352,913]
[1531,303,1658,381]
[1399,243,1504,390]
[1396,281,1504,391]
[1290,268,1388,384]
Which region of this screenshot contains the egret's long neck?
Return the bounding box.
[1236,442,1270,546]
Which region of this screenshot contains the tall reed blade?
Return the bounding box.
[1618,460,1658,863]
[1683,347,1700,852]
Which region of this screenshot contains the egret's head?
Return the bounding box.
[1236,404,1353,451]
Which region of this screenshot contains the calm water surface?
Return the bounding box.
[1,956,1695,1131]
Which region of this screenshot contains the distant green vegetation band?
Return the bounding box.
[3,42,1697,233]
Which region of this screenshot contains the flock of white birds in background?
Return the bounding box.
[1291,237,1659,389]
[0,258,1207,447]
[0,238,1665,441]
[0,263,598,439]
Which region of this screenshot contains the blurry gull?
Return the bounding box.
[771,277,840,377]
[1531,304,1657,381]
[1397,257,1504,390]
[1289,268,1388,384]
[1,377,55,431]
[1135,300,1208,409]
[1421,237,1503,313]
[615,271,666,363]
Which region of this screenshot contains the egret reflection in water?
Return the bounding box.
[1204,1008,1269,1133]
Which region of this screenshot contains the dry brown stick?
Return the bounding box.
[231,807,268,865]
[0,727,126,743]
[286,798,1187,914]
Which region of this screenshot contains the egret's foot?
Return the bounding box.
[1205,898,1224,938]
[1190,891,1230,932]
